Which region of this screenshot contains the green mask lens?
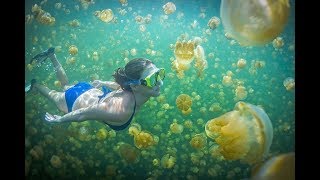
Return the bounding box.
[142,68,165,87]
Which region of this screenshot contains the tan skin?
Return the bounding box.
[33,53,163,127]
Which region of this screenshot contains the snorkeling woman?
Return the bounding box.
[26,47,165,131]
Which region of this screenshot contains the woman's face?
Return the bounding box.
[133,63,164,97]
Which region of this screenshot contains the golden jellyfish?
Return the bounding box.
[220,0,290,46]
[222,75,233,87]
[190,133,207,150]
[205,101,273,164]
[194,45,208,78]
[251,152,295,180]
[96,128,108,140]
[117,142,140,164]
[176,94,192,115]
[170,122,184,134]
[153,158,160,166]
[273,37,285,49]
[68,19,80,27]
[283,77,295,91]
[32,4,56,25]
[207,16,220,30]
[135,15,144,24]
[68,45,78,55]
[171,59,189,79]
[29,145,43,160]
[94,9,114,23]
[133,131,155,149]
[161,154,176,168]
[139,24,146,32]
[119,0,128,6]
[50,155,62,168]
[130,48,137,56]
[184,120,193,129]
[144,16,152,24]
[128,123,141,136]
[174,40,195,63]
[237,58,247,69]
[163,2,176,15]
[235,85,248,101]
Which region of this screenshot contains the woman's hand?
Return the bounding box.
[45,112,62,122]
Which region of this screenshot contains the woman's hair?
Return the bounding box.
[113,58,153,91]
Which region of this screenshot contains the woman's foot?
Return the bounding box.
[25,79,37,93]
[30,47,55,64]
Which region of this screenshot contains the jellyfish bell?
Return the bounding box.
[190,133,207,150]
[251,152,295,180]
[207,16,220,30]
[176,94,192,114]
[117,142,140,164]
[220,0,290,46]
[95,9,114,23]
[133,130,155,149]
[205,101,273,164]
[163,2,176,15]
[161,154,176,168]
[283,77,295,91]
[174,40,195,65]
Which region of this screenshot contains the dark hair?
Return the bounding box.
[113,58,153,91]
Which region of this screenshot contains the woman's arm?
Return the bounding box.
[45,107,92,123]
[91,80,120,90]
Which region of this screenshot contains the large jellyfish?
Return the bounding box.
[251,152,295,180]
[205,101,273,164]
[220,0,290,46]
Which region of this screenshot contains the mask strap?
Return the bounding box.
[124,79,141,86]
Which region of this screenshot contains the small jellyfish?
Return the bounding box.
[50,155,62,168]
[194,45,208,78]
[68,19,80,27]
[205,101,273,164]
[69,45,78,55]
[163,2,176,15]
[170,122,184,134]
[119,0,128,6]
[176,94,192,115]
[130,48,137,56]
[94,9,113,23]
[235,85,248,101]
[117,142,140,164]
[207,16,220,30]
[161,154,176,168]
[190,133,207,150]
[128,123,141,136]
[272,37,285,49]
[283,77,295,91]
[237,58,247,69]
[222,75,233,87]
[220,0,290,46]
[96,128,108,140]
[133,131,155,149]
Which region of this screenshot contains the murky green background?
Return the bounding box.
[25,0,295,179]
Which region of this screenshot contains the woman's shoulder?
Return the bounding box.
[111,89,135,104]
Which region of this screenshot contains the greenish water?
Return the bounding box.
[25,0,295,179]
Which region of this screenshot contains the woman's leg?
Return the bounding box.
[33,83,68,113]
[49,53,69,89]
